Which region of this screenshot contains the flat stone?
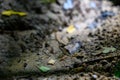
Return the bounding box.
[46,11,58,20]
[39,15,49,22]
[56,32,69,45]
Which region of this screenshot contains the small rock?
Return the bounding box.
[50,33,56,39]
[39,15,49,22]
[91,50,102,56]
[51,3,61,13]
[48,59,56,65]
[55,32,69,45]
[49,40,60,53]
[46,11,58,20]
[64,41,81,54]
[92,74,98,79]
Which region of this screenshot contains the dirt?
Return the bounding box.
[1,16,120,79]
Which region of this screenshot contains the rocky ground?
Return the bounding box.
[0,0,120,80]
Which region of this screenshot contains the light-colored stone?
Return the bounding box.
[92,74,98,79]
[48,59,56,65]
[55,32,69,45]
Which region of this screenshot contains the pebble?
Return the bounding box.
[64,41,81,54]
[46,11,58,20]
[50,33,56,39]
[55,32,69,45]
[92,74,98,79]
[48,59,56,65]
[51,3,61,13]
[39,14,49,22]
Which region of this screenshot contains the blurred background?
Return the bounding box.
[0,0,120,80]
